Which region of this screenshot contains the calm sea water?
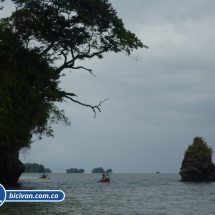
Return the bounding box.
[0,173,214,215]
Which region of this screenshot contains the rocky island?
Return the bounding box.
[92,167,112,173]
[24,163,52,173]
[179,137,215,182]
[66,168,84,173]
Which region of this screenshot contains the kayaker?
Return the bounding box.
[41,173,47,179]
[99,173,110,182]
[105,173,109,180]
[101,174,105,180]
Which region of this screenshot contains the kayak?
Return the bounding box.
[40,175,48,179]
[99,179,110,183]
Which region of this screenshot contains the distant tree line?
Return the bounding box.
[43,168,52,173]
[92,167,112,173]
[24,163,52,173]
[66,168,84,173]
[106,169,112,173]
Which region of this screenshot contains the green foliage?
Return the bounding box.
[24,163,52,173]
[92,167,105,173]
[24,163,44,173]
[184,137,213,159]
[66,168,84,173]
[106,169,112,173]
[0,0,145,151]
[11,0,147,57]
[0,19,70,150]
[44,168,52,173]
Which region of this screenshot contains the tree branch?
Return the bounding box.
[65,92,77,97]
[72,66,96,77]
[64,96,109,118]
[55,47,109,74]
[59,49,68,64]
[39,40,56,56]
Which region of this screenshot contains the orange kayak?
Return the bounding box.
[99,179,110,183]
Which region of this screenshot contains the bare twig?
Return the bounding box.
[72,66,96,77]
[65,96,109,118]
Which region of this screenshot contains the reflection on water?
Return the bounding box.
[0,173,215,215]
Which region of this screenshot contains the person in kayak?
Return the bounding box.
[40,173,47,179]
[101,174,106,180]
[99,173,110,182]
[105,173,109,180]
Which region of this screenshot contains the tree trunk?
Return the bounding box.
[0,149,25,186]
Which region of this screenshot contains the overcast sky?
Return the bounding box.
[1,0,215,173]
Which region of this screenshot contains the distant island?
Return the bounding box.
[66,168,85,173]
[43,168,52,173]
[92,167,112,173]
[106,169,112,173]
[24,163,52,173]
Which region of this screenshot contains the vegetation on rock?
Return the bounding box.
[0,0,146,185]
[44,168,52,173]
[0,0,146,151]
[92,167,112,173]
[180,137,215,182]
[184,137,213,159]
[92,167,105,173]
[105,169,112,173]
[24,163,52,173]
[66,168,84,173]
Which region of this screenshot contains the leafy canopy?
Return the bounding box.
[0,17,70,150]
[0,0,147,150]
[185,137,213,159]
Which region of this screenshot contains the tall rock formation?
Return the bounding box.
[179,137,215,182]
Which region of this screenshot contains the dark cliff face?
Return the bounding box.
[0,149,25,186]
[179,157,215,182]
